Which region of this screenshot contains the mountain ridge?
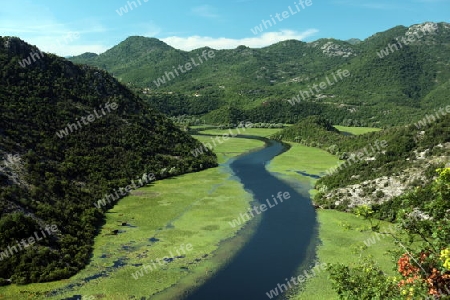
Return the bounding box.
[69,22,450,128]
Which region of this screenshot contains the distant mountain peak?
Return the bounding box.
[96,36,175,61]
[72,52,98,60]
[121,36,172,49]
[236,45,250,50]
[346,38,362,45]
[407,22,439,37]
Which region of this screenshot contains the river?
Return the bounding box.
[184,138,318,299]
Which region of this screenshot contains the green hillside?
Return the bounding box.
[0,36,216,284]
[70,22,450,127]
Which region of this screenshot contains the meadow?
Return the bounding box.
[0,137,264,299]
[191,134,264,164]
[0,125,397,300]
[197,127,284,138]
[290,210,399,299]
[333,125,382,135]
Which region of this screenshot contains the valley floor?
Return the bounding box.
[0,126,398,300]
[0,136,264,299]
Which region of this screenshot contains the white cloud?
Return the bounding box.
[161,29,319,51]
[3,28,109,56]
[0,0,109,56]
[44,43,109,57]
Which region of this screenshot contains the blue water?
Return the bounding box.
[184,139,318,299]
[295,171,321,179]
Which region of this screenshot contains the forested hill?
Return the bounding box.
[0,36,216,284]
[273,114,450,199]
[270,116,343,147]
[70,22,450,127]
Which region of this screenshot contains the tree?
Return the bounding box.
[329,168,450,299]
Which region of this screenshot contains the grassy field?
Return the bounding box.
[1,126,392,300]
[334,125,382,135]
[195,124,379,137]
[267,144,339,198]
[192,134,265,164]
[0,136,265,300]
[290,210,398,299]
[197,127,284,138]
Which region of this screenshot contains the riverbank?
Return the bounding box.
[292,210,398,299]
[264,128,398,300]
[0,136,265,300]
[0,126,392,300]
[185,126,396,300]
[191,126,397,299]
[184,138,317,299]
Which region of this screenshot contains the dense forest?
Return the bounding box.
[70,22,450,127]
[0,37,216,284]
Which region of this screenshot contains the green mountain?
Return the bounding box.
[69,22,450,127]
[0,37,216,284]
[268,111,449,212]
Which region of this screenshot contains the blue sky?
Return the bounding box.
[1,0,449,56]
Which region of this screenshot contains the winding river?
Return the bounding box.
[184,138,318,299]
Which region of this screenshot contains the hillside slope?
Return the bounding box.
[312,115,450,210]
[268,110,449,212]
[70,22,450,127]
[0,37,216,284]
